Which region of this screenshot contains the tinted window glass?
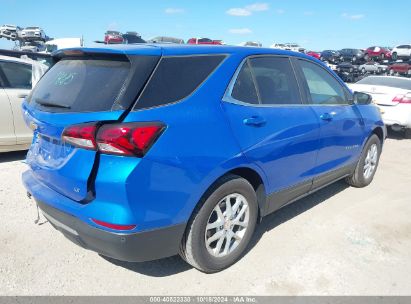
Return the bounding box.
[231,61,259,104]
[135,55,225,110]
[0,61,32,89]
[249,57,301,105]
[299,60,347,105]
[29,58,131,112]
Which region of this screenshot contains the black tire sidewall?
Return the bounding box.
[188,177,258,272]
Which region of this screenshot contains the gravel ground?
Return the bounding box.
[1,132,410,295]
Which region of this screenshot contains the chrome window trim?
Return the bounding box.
[222,54,305,108]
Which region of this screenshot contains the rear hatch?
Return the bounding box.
[23,47,161,202]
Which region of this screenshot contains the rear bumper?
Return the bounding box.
[35,200,186,262]
[23,170,187,262]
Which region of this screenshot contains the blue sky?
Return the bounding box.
[0,0,409,50]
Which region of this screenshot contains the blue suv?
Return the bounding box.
[22,45,385,273]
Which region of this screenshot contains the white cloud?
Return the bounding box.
[342,13,365,20]
[227,8,251,16]
[245,3,269,12]
[227,2,269,16]
[275,9,285,14]
[107,22,119,30]
[229,28,253,35]
[165,8,185,14]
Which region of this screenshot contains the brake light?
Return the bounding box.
[96,123,164,156]
[91,218,136,231]
[62,122,165,156]
[393,94,411,104]
[62,123,97,150]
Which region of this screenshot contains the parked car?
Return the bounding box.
[320,50,341,63]
[388,60,411,76]
[104,30,124,44]
[239,41,262,47]
[364,46,391,61]
[349,76,411,138]
[391,45,411,60]
[0,24,21,40]
[359,62,388,74]
[306,51,321,60]
[0,55,48,152]
[22,45,384,273]
[284,43,305,53]
[270,43,287,50]
[336,62,360,82]
[339,48,365,63]
[147,36,184,44]
[122,32,146,44]
[0,49,52,67]
[187,38,223,45]
[20,27,47,41]
[20,41,46,53]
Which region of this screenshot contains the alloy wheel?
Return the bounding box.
[363,144,378,179]
[205,193,250,258]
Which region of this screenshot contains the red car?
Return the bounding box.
[187,38,223,45]
[364,46,391,61]
[104,30,124,44]
[306,51,321,60]
[388,60,411,75]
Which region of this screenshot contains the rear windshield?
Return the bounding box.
[28,58,131,112]
[356,76,411,90]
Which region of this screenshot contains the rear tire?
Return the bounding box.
[180,174,258,273]
[346,134,381,188]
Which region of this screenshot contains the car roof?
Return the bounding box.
[0,55,34,65]
[53,43,314,59]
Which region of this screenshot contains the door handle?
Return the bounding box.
[320,112,334,121]
[243,116,266,127]
[17,94,28,99]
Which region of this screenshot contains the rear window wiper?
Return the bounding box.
[35,98,71,109]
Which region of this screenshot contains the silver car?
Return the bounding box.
[359,62,388,74]
[0,55,48,152]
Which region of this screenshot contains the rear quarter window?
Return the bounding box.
[134,55,225,110]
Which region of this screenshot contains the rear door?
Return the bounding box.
[295,59,365,186]
[24,50,160,202]
[0,60,33,144]
[222,56,320,212]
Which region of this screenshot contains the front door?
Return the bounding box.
[295,59,365,187]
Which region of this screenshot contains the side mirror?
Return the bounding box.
[353,91,372,105]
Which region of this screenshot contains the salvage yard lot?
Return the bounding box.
[1,132,411,295]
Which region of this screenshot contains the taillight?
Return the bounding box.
[96,123,164,156]
[393,94,411,104]
[62,123,98,150]
[62,122,165,157]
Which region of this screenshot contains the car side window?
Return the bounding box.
[0,61,32,89]
[248,57,301,105]
[298,60,348,105]
[231,61,259,104]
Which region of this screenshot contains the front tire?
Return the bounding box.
[346,134,381,188]
[180,175,258,273]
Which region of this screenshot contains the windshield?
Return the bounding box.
[356,77,411,90]
[28,58,131,112]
